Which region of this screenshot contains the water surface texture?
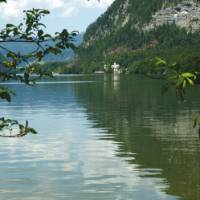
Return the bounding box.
[0,75,199,200]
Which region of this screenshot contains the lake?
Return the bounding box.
[0,74,199,200]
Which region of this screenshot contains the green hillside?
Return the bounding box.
[76,0,200,76]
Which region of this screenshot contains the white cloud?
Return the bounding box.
[0,0,114,20]
[79,0,114,8]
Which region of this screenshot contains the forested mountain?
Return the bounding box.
[76,0,200,75]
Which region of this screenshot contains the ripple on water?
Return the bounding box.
[0,76,193,200]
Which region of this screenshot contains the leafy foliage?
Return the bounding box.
[0,118,37,137]
[0,86,15,102]
[0,0,77,137]
[0,8,77,83]
[155,57,197,101]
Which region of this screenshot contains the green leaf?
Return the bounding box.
[186,77,194,86]
[182,80,187,89]
[0,86,15,102]
[155,57,167,66]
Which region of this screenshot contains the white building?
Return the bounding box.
[111,62,120,73]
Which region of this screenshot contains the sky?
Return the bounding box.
[0,0,114,34]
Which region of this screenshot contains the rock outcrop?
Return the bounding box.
[143,1,200,32]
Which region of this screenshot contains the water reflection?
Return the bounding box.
[74,75,200,200]
[0,75,199,200]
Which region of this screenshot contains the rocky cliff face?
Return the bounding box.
[143,1,200,32]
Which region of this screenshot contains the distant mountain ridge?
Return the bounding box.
[0,33,83,62]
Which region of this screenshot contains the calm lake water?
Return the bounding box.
[0,74,200,200]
